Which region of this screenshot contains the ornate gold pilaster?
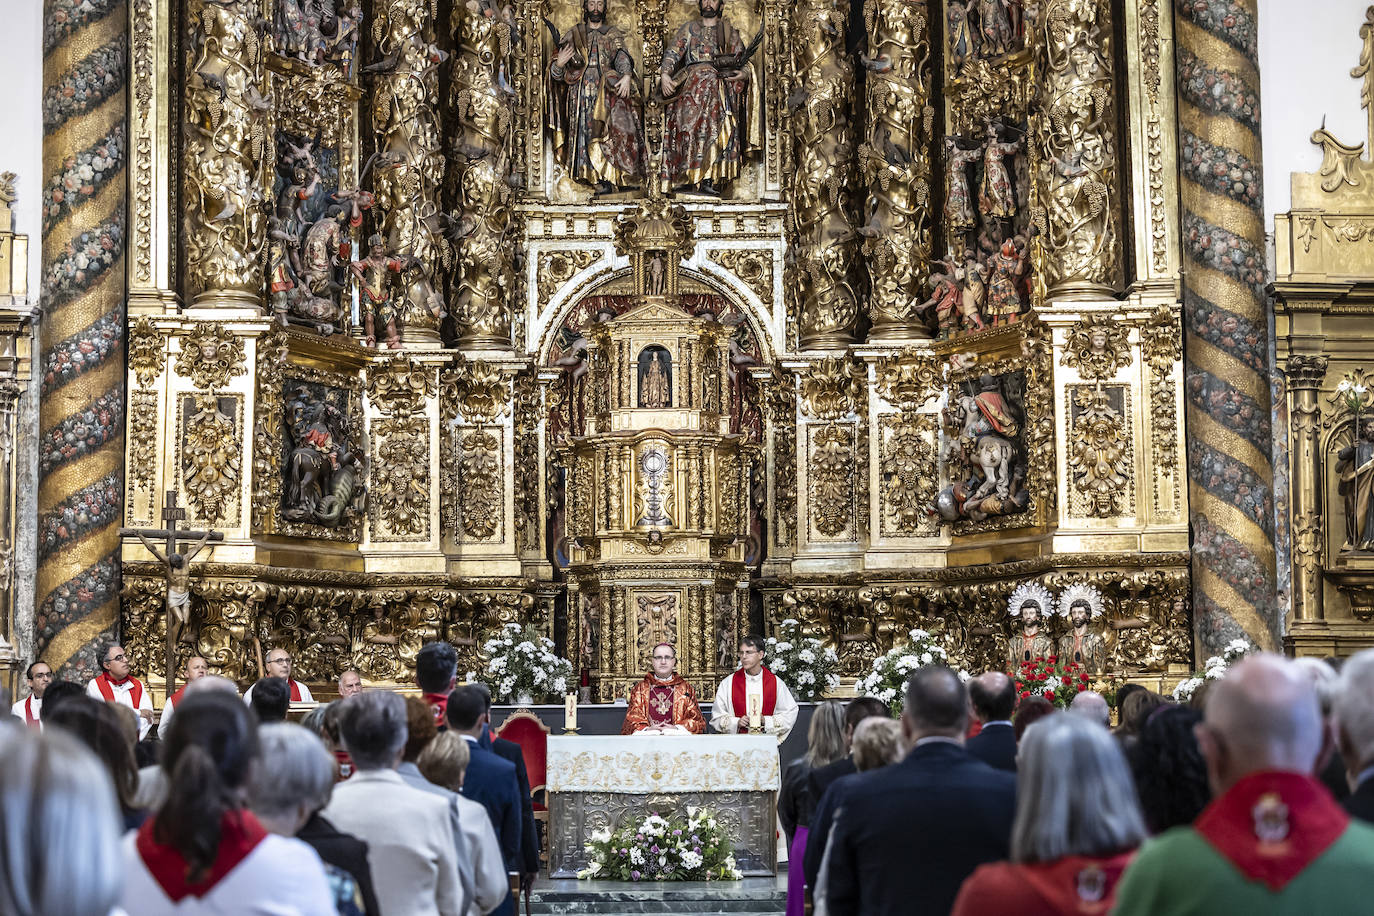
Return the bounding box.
[1032,0,1122,298]
[1121,0,1181,287]
[1287,355,1328,623]
[0,180,33,695]
[128,0,177,315]
[183,0,269,309]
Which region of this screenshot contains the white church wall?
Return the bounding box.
[0,1,42,290]
[1260,0,1371,232]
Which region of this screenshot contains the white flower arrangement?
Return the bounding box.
[477,623,575,703]
[1172,638,1257,703]
[765,618,840,701]
[578,809,743,882]
[856,628,963,715]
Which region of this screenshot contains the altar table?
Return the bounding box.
[546,734,780,878]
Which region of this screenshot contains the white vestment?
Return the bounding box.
[11,694,41,728]
[710,668,799,742]
[86,675,155,739]
[242,679,315,704]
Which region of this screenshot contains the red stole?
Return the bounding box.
[1194,770,1349,891]
[1018,851,1134,914]
[23,695,40,728]
[334,750,355,780]
[731,667,777,724]
[423,691,450,727]
[136,809,268,902]
[287,679,303,703]
[94,672,144,709]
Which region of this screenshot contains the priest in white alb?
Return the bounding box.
[711,635,798,741]
[158,654,209,738]
[12,660,52,729]
[243,647,315,704]
[86,641,155,739]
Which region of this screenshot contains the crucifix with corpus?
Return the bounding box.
[118,490,223,697]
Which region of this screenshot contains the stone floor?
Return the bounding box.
[527,870,788,915]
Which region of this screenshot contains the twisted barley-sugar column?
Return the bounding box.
[1174,0,1276,655]
[38,0,127,678]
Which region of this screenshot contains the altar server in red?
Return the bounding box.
[622,643,707,735]
[1113,654,1374,916]
[11,660,51,729]
[711,634,798,740]
[243,646,315,704]
[86,641,155,739]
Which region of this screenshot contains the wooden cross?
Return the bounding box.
[119,490,224,699]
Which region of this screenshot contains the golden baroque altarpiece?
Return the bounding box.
[21,0,1278,701]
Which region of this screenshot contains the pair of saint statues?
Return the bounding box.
[1006,581,1108,673]
[547,0,759,195]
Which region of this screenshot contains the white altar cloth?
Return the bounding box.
[547,734,780,793]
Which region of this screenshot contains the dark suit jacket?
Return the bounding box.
[297,813,382,916]
[965,721,1017,772]
[823,741,1017,916]
[1344,776,1374,824]
[804,769,861,891]
[807,754,856,808]
[460,738,523,873]
[491,735,540,874]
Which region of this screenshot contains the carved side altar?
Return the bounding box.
[28,0,1340,701]
[546,734,780,877]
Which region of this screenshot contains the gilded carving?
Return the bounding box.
[706,249,774,307]
[1140,305,1181,490]
[283,377,366,531]
[128,317,164,389]
[799,357,865,421]
[182,394,243,527]
[1060,317,1130,381]
[875,353,942,410]
[184,0,269,299]
[447,356,511,425]
[933,371,1030,524]
[1033,0,1119,295]
[251,329,289,533]
[879,413,937,535]
[790,0,860,346]
[128,391,159,524]
[174,323,247,392]
[770,381,798,550]
[459,428,502,540]
[810,423,855,537]
[370,0,444,345]
[538,249,602,307]
[1067,386,1132,518]
[860,0,933,338]
[372,415,431,539]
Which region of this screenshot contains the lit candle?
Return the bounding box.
[565,693,578,731]
[747,694,762,732]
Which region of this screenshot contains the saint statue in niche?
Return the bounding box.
[639,346,672,408]
[1338,416,1374,551]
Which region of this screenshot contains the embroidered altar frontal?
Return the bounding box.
[547,735,780,877]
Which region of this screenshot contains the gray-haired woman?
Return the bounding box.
[951,712,1146,916]
[0,728,125,916]
[250,722,381,916]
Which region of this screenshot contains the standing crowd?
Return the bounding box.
[0,640,538,916]
[781,651,1374,916]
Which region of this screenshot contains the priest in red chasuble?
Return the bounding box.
[622,643,707,735]
[710,635,798,741]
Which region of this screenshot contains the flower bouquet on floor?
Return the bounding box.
[1013,656,1092,709]
[477,623,574,704]
[765,618,840,701]
[1172,638,1256,703]
[577,809,743,881]
[856,629,957,715]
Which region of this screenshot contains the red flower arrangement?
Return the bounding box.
[1011,655,1090,709]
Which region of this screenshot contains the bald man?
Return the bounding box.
[157,655,209,739]
[1114,654,1374,915]
[965,671,1017,772]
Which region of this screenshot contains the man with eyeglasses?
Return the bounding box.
[86,642,155,738]
[243,647,316,704]
[12,661,52,729]
[710,634,798,741]
[621,643,706,735]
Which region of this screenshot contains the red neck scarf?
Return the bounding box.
[1018,851,1135,914]
[731,667,777,725]
[23,695,40,727]
[136,809,269,902]
[169,685,188,707]
[423,691,449,727]
[1194,770,1349,891]
[287,679,303,703]
[94,672,143,708]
